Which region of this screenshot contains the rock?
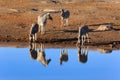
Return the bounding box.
[96,25,113,31]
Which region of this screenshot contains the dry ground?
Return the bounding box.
[0,0,120,49]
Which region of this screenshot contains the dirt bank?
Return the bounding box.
[0,0,120,48]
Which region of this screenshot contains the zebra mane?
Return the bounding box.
[41,12,50,17]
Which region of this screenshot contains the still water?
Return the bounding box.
[0,44,120,80]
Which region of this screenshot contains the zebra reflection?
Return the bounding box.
[77,45,89,63]
[29,42,37,60]
[38,13,53,34]
[37,43,51,66]
[29,43,51,66]
[60,48,68,65]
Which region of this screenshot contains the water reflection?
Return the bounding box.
[29,42,90,66]
[97,48,112,54]
[28,42,116,67]
[77,45,89,63]
[60,48,68,65]
[29,42,51,66]
[29,42,37,59]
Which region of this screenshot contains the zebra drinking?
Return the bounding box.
[77,25,89,45]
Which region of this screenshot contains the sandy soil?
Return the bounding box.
[0,0,120,49]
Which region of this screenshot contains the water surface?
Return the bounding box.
[0,46,120,80]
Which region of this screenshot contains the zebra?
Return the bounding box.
[38,13,53,34]
[29,23,39,43]
[77,25,89,45]
[37,43,51,66]
[60,48,68,65]
[61,9,70,27]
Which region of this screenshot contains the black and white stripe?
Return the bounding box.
[77,25,89,45]
[38,13,53,34]
[61,9,70,27]
[29,23,39,42]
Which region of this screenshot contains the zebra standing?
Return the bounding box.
[77,25,89,45]
[61,9,70,27]
[29,23,39,42]
[38,13,53,34]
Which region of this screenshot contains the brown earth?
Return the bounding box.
[0,0,120,49]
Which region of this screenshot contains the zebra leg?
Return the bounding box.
[41,43,45,53]
[60,49,63,55]
[65,48,68,54]
[66,19,69,26]
[77,35,80,43]
[33,42,36,50]
[33,34,36,42]
[86,33,89,43]
[77,27,81,44]
[32,34,34,42]
[29,34,33,43]
[85,46,88,55]
[35,33,37,42]
[29,34,32,42]
[83,35,85,43]
[81,36,84,45]
[41,43,43,52]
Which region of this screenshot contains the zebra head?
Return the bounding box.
[61,9,64,12]
[46,13,53,20]
[61,9,64,15]
[30,49,37,60]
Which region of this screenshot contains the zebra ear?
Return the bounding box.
[61,9,64,12]
[49,16,53,20]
